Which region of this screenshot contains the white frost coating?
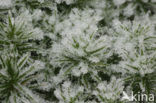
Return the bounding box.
[38,0,45,3]
[0,0,12,8]
[113,0,126,6]
[33,28,44,40]
[93,77,124,102]
[55,0,75,5]
[54,8,102,37]
[32,9,43,21]
[54,81,84,103]
[151,0,156,2]
[123,3,135,17]
[0,0,156,102]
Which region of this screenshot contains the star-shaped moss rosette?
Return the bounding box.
[0,53,45,103]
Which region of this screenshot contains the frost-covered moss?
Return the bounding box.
[0,0,155,103]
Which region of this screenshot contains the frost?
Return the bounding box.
[123,3,134,17]
[0,0,12,8]
[55,0,75,5]
[0,0,156,102]
[54,81,84,103]
[93,76,124,102]
[33,28,44,40]
[113,0,126,6]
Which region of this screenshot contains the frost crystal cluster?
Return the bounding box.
[0,0,156,103]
